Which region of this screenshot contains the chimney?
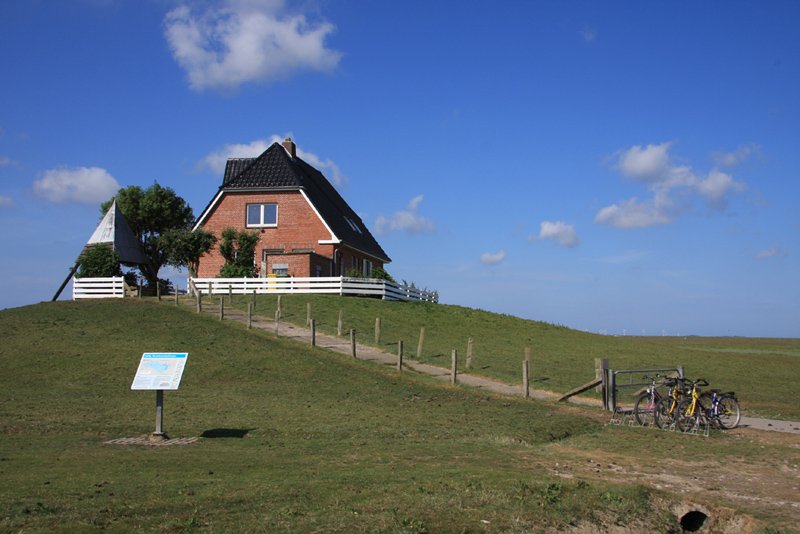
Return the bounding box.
[282,137,296,158]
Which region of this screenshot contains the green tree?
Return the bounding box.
[218,228,259,278]
[76,244,121,278]
[160,228,217,278]
[101,184,195,287]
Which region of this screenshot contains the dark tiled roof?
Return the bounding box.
[212,143,391,263]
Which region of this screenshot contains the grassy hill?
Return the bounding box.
[233,293,800,419]
[0,299,797,531]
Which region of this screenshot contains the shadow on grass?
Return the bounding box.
[200,428,255,439]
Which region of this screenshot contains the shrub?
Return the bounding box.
[76,244,121,278]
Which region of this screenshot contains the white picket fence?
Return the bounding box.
[190,276,438,303]
[73,277,131,299]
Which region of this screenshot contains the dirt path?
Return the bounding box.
[179,299,800,436]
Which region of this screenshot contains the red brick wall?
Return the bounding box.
[197,191,335,278]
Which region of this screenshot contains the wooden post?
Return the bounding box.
[450,349,458,385]
[252,289,256,309]
[228,285,233,304]
[311,319,316,347]
[350,329,357,358]
[138,283,142,298]
[219,296,224,321]
[595,358,608,394]
[174,287,179,306]
[374,317,381,345]
[397,340,404,371]
[274,309,280,336]
[522,359,530,399]
[196,292,202,313]
[524,347,532,380]
[277,295,282,317]
[466,337,474,369]
[416,327,426,358]
[337,309,343,336]
[157,283,161,301]
[247,303,252,329]
[307,302,312,326]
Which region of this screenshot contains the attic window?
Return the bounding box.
[344,216,362,234]
[247,203,278,227]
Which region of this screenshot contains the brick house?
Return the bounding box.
[193,138,391,279]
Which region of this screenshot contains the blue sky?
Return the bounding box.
[1,0,798,337]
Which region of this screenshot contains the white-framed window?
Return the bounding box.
[246,203,278,227]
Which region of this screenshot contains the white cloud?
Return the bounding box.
[203,134,347,187]
[480,249,506,265]
[595,196,672,229]
[164,0,342,92]
[0,195,13,207]
[579,28,597,42]
[374,195,435,235]
[695,168,746,208]
[530,220,580,247]
[712,144,760,167]
[755,244,787,260]
[617,142,671,181]
[597,142,747,228]
[33,166,119,204]
[0,156,14,167]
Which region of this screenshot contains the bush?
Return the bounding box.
[371,267,395,282]
[76,245,121,278]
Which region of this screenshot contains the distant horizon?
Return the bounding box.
[0,1,797,338]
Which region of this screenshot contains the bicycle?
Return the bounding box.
[699,389,741,430]
[676,378,710,432]
[653,377,687,429]
[633,374,665,426]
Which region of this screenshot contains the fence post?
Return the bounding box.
[219,296,224,321]
[277,295,282,317]
[375,317,381,345]
[157,283,161,301]
[677,365,685,380]
[252,289,256,309]
[174,287,179,306]
[350,329,357,358]
[450,349,458,385]
[466,337,474,369]
[416,327,426,358]
[247,303,252,329]
[196,292,202,313]
[311,319,316,347]
[337,309,343,337]
[307,302,312,326]
[595,358,608,394]
[228,285,233,304]
[138,283,142,298]
[397,340,404,371]
[274,309,280,336]
[522,359,530,399]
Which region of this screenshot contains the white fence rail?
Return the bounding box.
[73,277,131,299]
[190,276,438,303]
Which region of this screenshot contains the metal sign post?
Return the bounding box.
[131,353,188,439]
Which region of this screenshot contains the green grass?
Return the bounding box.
[226,293,800,419]
[1,299,797,531]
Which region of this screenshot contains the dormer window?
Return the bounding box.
[247,203,278,227]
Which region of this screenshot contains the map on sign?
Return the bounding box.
[131,353,188,390]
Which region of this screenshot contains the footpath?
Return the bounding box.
[171,298,800,436]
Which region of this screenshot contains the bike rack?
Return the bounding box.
[606,366,684,414]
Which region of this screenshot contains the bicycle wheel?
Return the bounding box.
[634,393,657,426]
[676,399,699,432]
[654,397,676,429]
[717,396,741,430]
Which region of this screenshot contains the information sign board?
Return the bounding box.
[131,353,188,391]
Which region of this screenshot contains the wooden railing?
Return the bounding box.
[189,276,438,303]
[73,277,131,299]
